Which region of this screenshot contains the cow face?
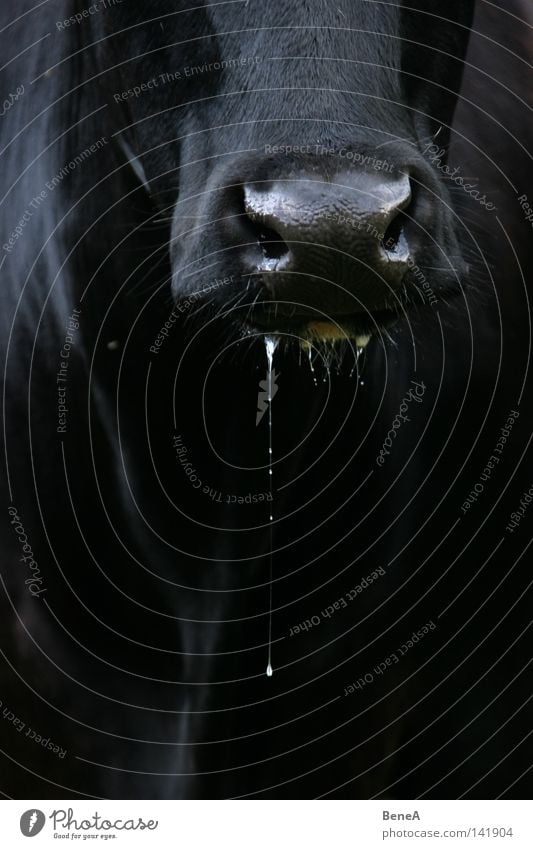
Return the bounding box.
[96,0,475,343]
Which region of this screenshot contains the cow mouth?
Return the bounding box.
[243,304,402,343]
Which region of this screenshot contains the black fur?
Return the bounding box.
[1,0,532,799]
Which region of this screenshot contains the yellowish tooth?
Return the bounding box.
[306,321,347,341]
[298,323,372,347]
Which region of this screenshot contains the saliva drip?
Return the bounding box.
[308,346,318,386]
[265,336,278,677]
[349,346,365,379]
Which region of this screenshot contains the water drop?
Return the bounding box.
[350,346,365,378]
[265,336,278,383]
[264,336,278,678]
[308,347,318,386]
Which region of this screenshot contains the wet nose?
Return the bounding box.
[240,170,413,312]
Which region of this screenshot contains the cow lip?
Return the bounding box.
[244,307,400,340]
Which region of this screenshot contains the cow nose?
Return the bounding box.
[240,170,413,312]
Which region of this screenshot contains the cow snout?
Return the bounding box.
[235,169,414,333]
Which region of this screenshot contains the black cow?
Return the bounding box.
[1,0,532,799]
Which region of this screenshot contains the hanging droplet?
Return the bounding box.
[350,347,364,379]
[264,336,278,679]
[265,336,278,376]
[308,347,318,386]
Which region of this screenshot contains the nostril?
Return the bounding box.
[381,214,404,254]
[380,177,414,257]
[254,222,289,262]
[241,184,290,265]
